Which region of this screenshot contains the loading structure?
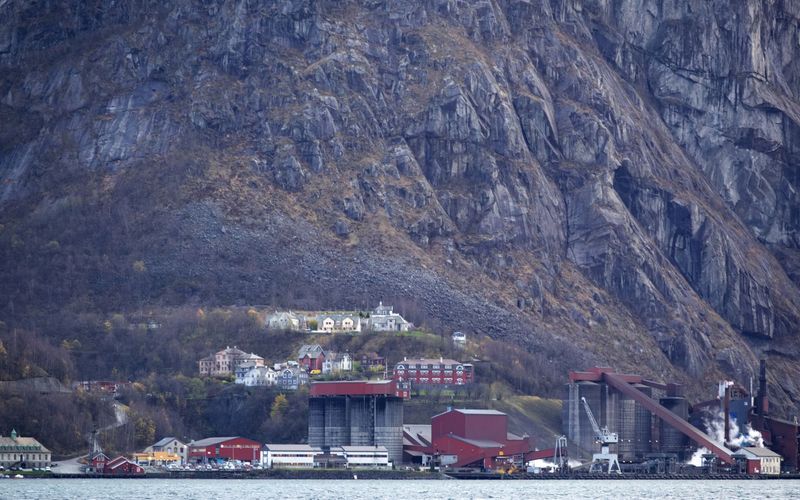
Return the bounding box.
[567,367,735,465]
[308,380,405,465]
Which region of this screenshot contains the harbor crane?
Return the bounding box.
[554,435,568,473]
[581,397,621,474]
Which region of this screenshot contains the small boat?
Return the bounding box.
[13,474,23,479]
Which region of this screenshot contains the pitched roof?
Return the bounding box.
[269,311,298,319]
[0,435,50,453]
[106,456,140,470]
[298,344,325,357]
[735,447,782,458]
[190,437,240,447]
[239,352,264,361]
[152,437,181,448]
[317,313,360,322]
[403,424,432,447]
[219,346,247,356]
[105,456,130,467]
[432,408,506,419]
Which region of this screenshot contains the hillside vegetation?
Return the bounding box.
[0,308,565,455]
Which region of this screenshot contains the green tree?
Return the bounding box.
[134,415,155,447]
[270,393,288,420]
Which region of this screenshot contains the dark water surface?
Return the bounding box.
[1,478,798,499]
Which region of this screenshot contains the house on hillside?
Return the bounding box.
[322,352,353,374]
[267,311,302,331]
[393,357,474,386]
[198,346,265,377]
[368,302,411,332]
[242,366,278,387]
[451,331,466,347]
[317,313,362,333]
[360,352,386,369]
[277,366,309,390]
[235,360,261,383]
[298,344,326,372]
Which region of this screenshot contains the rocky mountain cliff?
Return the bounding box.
[1,1,798,414]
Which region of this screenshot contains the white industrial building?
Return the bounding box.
[339,445,390,468]
[261,444,390,469]
[262,444,320,468]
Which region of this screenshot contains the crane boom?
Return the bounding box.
[581,397,601,435]
[580,397,618,444]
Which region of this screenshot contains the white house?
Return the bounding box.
[267,311,302,331]
[451,331,466,347]
[322,352,353,374]
[241,366,278,387]
[263,444,320,468]
[317,314,362,333]
[368,302,410,332]
[235,360,261,384]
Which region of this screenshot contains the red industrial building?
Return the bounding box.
[405,408,538,469]
[393,358,474,387]
[187,436,262,463]
[310,379,410,399]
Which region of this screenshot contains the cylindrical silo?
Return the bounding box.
[660,397,689,459]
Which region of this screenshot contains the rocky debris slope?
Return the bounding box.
[0,0,798,414]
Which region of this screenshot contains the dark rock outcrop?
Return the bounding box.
[0,0,798,414]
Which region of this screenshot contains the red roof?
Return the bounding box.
[310,380,397,396]
[106,456,128,467]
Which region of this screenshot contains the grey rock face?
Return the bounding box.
[1,0,799,414]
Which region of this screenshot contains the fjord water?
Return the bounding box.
[1,479,798,500]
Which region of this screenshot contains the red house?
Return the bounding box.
[104,456,145,475]
[188,437,262,463]
[427,409,532,469]
[89,452,110,472]
[298,344,326,372]
[393,358,474,387]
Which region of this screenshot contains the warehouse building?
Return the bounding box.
[428,408,533,469]
[187,436,262,464]
[263,444,320,468]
